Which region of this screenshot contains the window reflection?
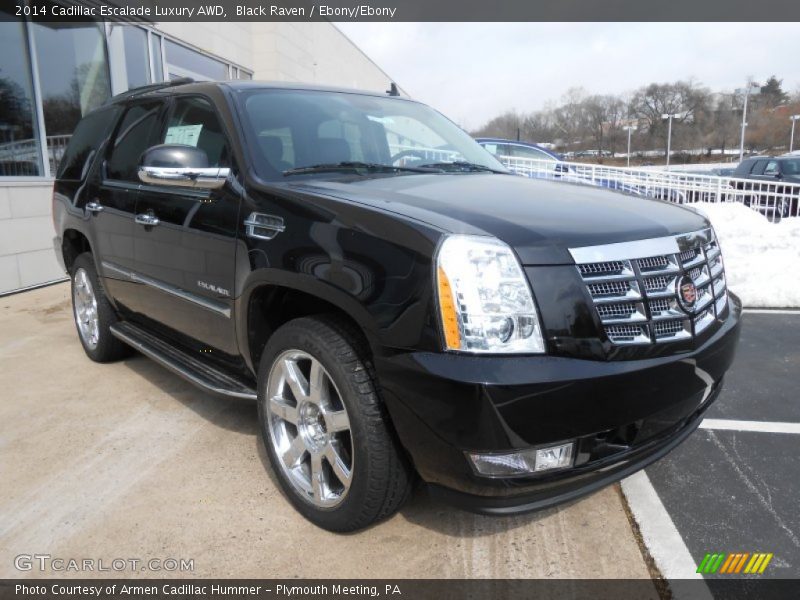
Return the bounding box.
[165,39,228,81]
[0,11,41,176]
[109,24,150,91]
[0,13,248,179]
[33,21,111,173]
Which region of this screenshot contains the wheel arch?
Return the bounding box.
[62,228,93,273]
[239,279,379,375]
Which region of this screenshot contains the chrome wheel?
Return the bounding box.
[266,350,354,508]
[73,267,99,349]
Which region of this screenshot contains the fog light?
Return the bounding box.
[467,442,574,477]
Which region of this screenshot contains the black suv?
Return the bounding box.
[731,155,800,218]
[53,80,741,532]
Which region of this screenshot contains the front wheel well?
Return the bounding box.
[247,286,371,370]
[62,229,92,272]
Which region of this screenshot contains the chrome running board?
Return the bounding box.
[110,322,257,400]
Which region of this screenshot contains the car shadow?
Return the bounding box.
[398,485,567,537]
[120,353,259,436]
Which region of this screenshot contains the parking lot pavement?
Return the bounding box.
[633,311,800,580]
[0,283,654,581]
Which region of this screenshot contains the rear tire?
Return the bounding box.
[70,252,130,363]
[257,316,413,532]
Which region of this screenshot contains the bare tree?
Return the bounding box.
[629,80,710,154]
[470,110,524,140]
[584,94,626,155]
[551,87,589,149]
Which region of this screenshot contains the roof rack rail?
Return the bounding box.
[108,77,195,103]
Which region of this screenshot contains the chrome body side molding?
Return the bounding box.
[101,260,231,318]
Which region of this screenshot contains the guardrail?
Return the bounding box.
[499,156,800,220]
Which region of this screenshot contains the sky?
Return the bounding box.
[336,23,799,131]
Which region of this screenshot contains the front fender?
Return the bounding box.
[233,184,447,373]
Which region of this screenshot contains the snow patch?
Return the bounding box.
[692,203,800,308]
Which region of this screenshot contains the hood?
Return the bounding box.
[292,173,709,265]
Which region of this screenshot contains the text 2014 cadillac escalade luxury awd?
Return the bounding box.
[52,80,741,532]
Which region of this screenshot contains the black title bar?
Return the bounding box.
[2,579,800,600]
[5,0,800,21]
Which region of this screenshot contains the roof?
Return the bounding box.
[741,155,795,162]
[108,79,408,105]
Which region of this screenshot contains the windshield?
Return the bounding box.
[237,89,506,179]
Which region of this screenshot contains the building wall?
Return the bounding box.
[0,181,64,292]
[251,23,398,94]
[0,21,397,295]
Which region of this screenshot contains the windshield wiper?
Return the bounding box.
[283,161,435,176]
[417,161,503,173]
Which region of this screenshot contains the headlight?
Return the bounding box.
[435,234,545,353]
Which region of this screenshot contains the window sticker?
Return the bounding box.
[165,124,203,146]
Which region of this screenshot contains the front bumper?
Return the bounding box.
[375,294,742,514]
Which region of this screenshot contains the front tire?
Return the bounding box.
[257,316,412,532]
[70,253,130,362]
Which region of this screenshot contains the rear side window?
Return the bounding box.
[106,102,164,182]
[482,143,509,156]
[510,145,555,162]
[57,107,119,180]
[750,160,768,175]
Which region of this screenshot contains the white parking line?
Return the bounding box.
[700,418,800,434]
[743,308,800,315]
[621,471,710,595]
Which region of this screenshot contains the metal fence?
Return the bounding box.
[0,135,72,177]
[499,156,800,220]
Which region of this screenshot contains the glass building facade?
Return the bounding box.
[0,5,252,179]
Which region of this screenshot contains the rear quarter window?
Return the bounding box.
[57,107,120,181]
[750,160,768,175]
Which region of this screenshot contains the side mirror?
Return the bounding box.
[138,144,230,190]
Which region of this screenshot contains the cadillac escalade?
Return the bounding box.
[52,80,741,532]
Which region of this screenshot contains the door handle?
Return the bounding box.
[135,212,160,227]
[86,201,104,213]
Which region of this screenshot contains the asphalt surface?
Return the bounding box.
[645,312,800,579]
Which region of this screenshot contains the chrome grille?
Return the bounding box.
[653,319,689,340]
[605,324,650,344]
[570,228,729,346]
[680,248,700,264]
[596,302,637,319]
[587,280,634,298]
[643,275,672,294]
[638,255,670,271]
[649,298,671,314]
[579,261,627,276]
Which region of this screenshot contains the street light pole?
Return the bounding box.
[790,115,800,153]
[738,82,760,162]
[623,125,636,167]
[662,113,679,168]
